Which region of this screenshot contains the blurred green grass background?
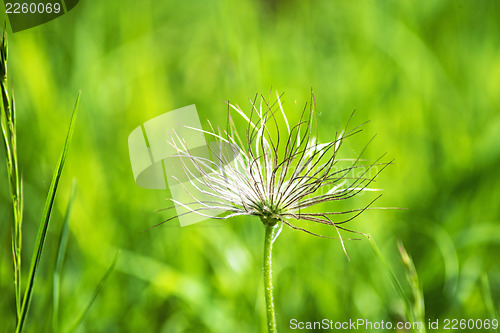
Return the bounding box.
[1,0,500,332]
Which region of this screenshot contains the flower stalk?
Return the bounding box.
[264,223,280,333]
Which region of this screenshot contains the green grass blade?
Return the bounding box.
[15,93,80,333]
[370,238,415,324]
[66,252,120,333]
[52,180,77,333]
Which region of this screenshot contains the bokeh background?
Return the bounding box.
[1,1,500,332]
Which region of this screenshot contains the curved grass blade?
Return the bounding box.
[66,252,120,333]
[15,93,80,333]
[52,180,77,333]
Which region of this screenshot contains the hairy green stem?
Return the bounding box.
[1,24,23,320]
[264,224,279,333]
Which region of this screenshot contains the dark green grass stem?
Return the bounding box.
[264,224,279,333]
[1,25,23,320]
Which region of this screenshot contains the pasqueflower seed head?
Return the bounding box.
[158,91,392,257]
